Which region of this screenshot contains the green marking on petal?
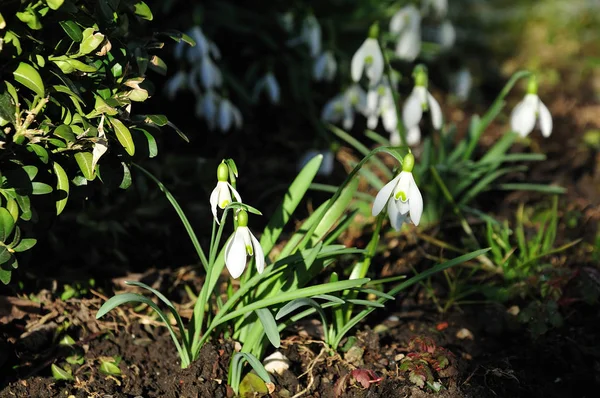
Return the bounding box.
[246,245,253,256]
[395,191,407,201]
[365,55,373,65]
[220,199,230,208]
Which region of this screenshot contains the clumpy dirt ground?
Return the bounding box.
[1,279,599,397]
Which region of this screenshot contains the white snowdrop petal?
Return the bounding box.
[266,73,280,104]
[408,176,423,225]
[209,186,220,222]
[387,199,404,231]
[538,100,553,137]
[390,130,401,146]
[372,174,401,216]
[402,91,424,129]
[250,233,265,273]
[395,29,421,61]
[313,53,327,81]
[427,92,443,129]
[227,182,242,203]
[350,44,365,82]
[510,98,536,137]
[219,100,232,132]
[365,39,384,86]
[406,125,422,145]
[367,115,379,129]
[225,231,247,279]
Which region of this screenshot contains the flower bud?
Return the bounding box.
[217,162,229,182]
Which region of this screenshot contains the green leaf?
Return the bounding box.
[0,247,13,266]
[79,28,105,55]
[0,89,16,124]
[26,144,49,164]
[0,208,15,242]
[47,0,65,10]
[51,57,97,74]
[143,114,168,126]
[133,2,153,20]
[13,63,45,97]
[53,162,69,215]
[109,118,135,156]
[119,162,132,189]
[260,154,322,255]
[239,372,268,395]
[255,308,280,348]
[6,199,19,222]
[53,125,76,142]
[311,178,359,243]
[74,152,95,180]
[13,238,36,252]
[99,360,121,376]
[32,182,53,195]
[51,364,73,381]
[148,55,167,75]
[59,20,83,41]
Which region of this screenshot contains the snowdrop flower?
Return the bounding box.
[372,153,423,230]
[402,66,442,137]
[196,90,219,129]
[210,162,242,223]
[218,99,243,132]
[452,67,472,102]
[225,210,265,279]
[390,5,422,61]
[321,94,346,125]
[178,26,209,62]
[436,20,456,49]
[321,85,366,130]
[301,15,322,58]
[351,23,384,87]
[313,51,337,82]
[422,0,448,19]
[253,72,281,104]
[510,76,552,138]
[200,57,223,89]
[164,70,186,100]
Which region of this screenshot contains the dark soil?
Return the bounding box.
[1,287,599,397]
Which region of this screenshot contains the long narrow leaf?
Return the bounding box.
[255,308,280,348]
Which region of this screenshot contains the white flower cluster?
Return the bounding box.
[165,27,242,133]
[294,14,338,83]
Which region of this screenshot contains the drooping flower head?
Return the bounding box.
[390,5,422,61]
[351,23,384,87]
[510,75,552,138]
[372,153,423,231]
[225,209,265,279]
[402,65,443,144]
[209,161,242,223]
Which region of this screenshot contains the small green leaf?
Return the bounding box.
[16,9,42,30]
[32,182,53,195]
[53,162,69,215]
[59,335,76,346]
[27,144,49,164]
[6,199,19,222]
[59,20,83,41]
[47,0,65,10]
[0,89,16,124]
[133,1,153,20]
[51,364,73,381]
[143,114,168,126]
[52,57,97,74]
[53,125,76,142]
[79,28,104,55]
[110,118,135,156]
[74,152,95,180]
[0,208,15,242]
[239,372,268,395]
[13,62,45,97]
[148,55,167,75]
[99,360,121,376]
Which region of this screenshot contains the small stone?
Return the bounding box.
[394,353,405,361]
[344,345,364,366]
[263,351,291,375]
[456,328,474,340]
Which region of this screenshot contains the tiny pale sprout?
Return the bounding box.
[351,23,384,87]
[402,66,442,138]
[372,153,423,231]
[510,76,552,138]
[225,210,265,279]
[209,162,242,223]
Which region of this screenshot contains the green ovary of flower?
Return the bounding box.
[237,209,249,227]
[217,162,229,182]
